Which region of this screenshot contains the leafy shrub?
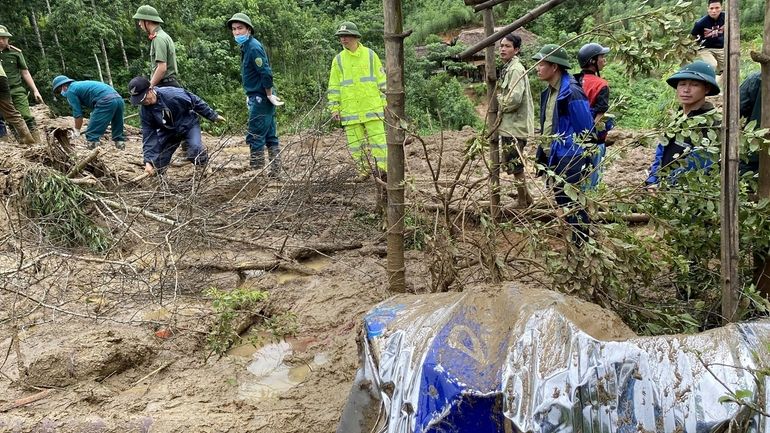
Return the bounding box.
[22,168,110,252]
[206,287,269,356]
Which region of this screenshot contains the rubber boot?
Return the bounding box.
[30,129,42,143]
[514,171,533,207]
[250,148,265,170]
[267,146,283,178]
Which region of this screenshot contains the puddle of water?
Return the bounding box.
[238,339,329,402]
[276,255,332,284]
[302,255,332,271]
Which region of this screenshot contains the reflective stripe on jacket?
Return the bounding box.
[327,43,386,125]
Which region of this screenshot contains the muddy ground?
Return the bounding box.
[0,106,650,432]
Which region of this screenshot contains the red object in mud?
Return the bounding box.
[154,327,173,339]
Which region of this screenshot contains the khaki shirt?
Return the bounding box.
[497,56,534,139]
[150,27,178,79]
[543,80,561,136]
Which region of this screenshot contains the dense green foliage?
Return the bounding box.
[0,0,764,134]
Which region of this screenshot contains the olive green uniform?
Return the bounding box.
[0,45,36,131]
[0,63,34,144]
[150,27,179,85]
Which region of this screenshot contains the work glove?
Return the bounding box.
[267,94,284,106]
[215,115,226,123]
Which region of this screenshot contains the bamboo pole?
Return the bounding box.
[457,0,567,60]
[751,0,770,295]
[483,9,501,218]
[383,0,407,292]
[721,0,740,324]
[473,0,511,12]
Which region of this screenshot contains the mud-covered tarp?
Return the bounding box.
[336,285,770,433]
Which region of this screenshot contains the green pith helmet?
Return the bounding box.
[132,5,164,23]
[226,13,253,31]
[532,44,571,69]
[335,21,361,38]
[0,25,12,38]
[666,61,720,96]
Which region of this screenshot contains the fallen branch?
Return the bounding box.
[98,198,276,250]
[288,242,363,260]
[126,172,150,184]
[132,361,174,387]
[181,259,316,275]
[69,177,98,186]
[67,148,101,178]
[0,389,53,412]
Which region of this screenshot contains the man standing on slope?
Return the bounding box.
[532,44,595,246]
[574,42,613,189]
[327,21,387,181]
[227,12,284,176]
[133,5,181,88]
[691,0,724,78]
[0,24,44,142]
[0,62,35,145]
[645,61,721,186]
[497,33,534,207]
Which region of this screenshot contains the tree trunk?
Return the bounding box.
[383,0,407,293]
[484,9,500,219]
[458,0,567,60]
[756,0,770,296]
[118,34,130,68]
[45,0,66,71]
[99,38,113,87]
[94,51,104,83]
[89,0,113,86]
[720,0,740,324]
[29,10,46,60]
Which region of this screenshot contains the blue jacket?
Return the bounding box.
[240,36,274,98]
[63,81,121,119]
[139,87,218,164]
[646,102,719,185]
[535,72,595,169]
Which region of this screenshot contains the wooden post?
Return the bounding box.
[383,0,407,293]
[457,0,567,60]
[752,0,770,295]
[721,0,740,324]
[484,9,501,217]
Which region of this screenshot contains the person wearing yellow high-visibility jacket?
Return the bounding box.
[327,21,387,178]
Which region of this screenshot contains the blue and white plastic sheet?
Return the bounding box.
[337,286,770,433]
